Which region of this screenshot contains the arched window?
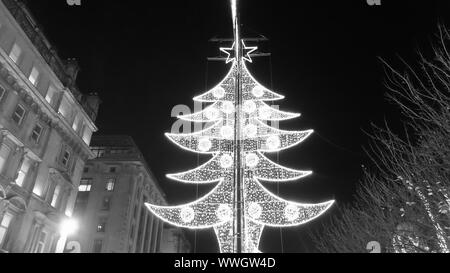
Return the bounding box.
[51,185,61,208]
[0,212,14,247]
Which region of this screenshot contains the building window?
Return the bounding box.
[106,178,115,191]
[15,157,31,187]
[61,148,71,167]
[28,66,40,86]
[0,84,6,101]
[0,212,14,246]
[12,104,26,125]
[34,231,47,253]
[92,148,105,158]
[0,144,11,174]
[31,124,44,143]
[72,114,81,132]
[83,167,89,173]
[101,196,111,210]
[97,219,106,233]
[9,43,21,64]
[82,125,92,145]
[51,185,61,208]
[79,178,92,192]
[109,166,117,173]
[93,239,103,253]
[58,97,71,121]
[45,85,56,105]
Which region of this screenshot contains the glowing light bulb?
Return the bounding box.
[244,124,257,138]
[243,101,257,113]
[252,86,264,98]
[216,204,232,221]
[284,204,299,221]
[205,108,219,120]
[198,137,212,152]
[213,87,225,99]
[266,135,280,150]
[248,202,262,219]
[245,153,259,168]
[222,101,235,114]
[220,154,233,168]
[220,126,234,139]
[180,207,195,223]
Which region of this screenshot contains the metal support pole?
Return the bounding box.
[232,0,244,254]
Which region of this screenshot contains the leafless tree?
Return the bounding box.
[311,25,450,253]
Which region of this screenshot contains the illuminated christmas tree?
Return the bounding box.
[145,0,334,253]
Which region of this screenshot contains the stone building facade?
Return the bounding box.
[0,0,99,253]
[72,136,172,253]
[160,227,191,253]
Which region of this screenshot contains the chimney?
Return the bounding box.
[65,58,80,86]
[85,92,101,122]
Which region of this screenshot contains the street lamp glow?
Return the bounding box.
[60,218,78,236]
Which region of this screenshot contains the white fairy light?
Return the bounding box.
[244,124,257,138]
[222,101,235,114]
[252,86,264,98]
[205,108,220,120]
[245,153,259,168]
[147,30,334,253]
[198,137,212,152]
[213,87,226,99]
[178,103,221,122]
[167,155,224,183]
[256,101,301,121]
[266,135,281,150]
[220,126,234,139]
[243,100,257,113]
[180,207,195,223]
[216,204,233,221]
[220,154,233,169]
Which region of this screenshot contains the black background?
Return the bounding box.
[23,0,450,252]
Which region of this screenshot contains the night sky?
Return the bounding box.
[24,0,450,252]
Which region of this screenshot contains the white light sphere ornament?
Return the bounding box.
[284,204,300,221]
[180,207,195,223]
[220,126,234,139]
[259,107,272,120]
[243,101,257,114]
[245,153,259,168]
[216,204,232,221]
[212,87,226,99]
[222,101,235,114]
[248,202,262,219]
[220,154,233,168]
[252,86,264,98]
[244,124,257,138]
[266,135,281,150]
[205,108,219,120]
[198,137,212,152]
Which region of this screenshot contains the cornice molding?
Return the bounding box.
[0,60,93,160]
